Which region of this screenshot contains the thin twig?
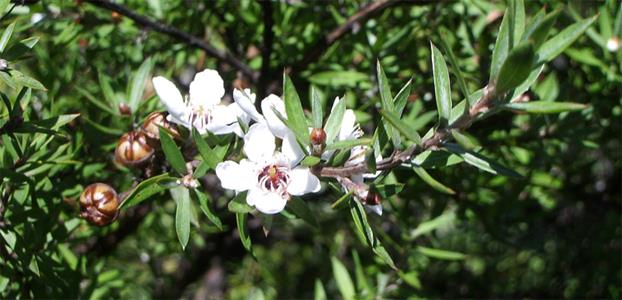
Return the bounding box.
[84,0,258,82]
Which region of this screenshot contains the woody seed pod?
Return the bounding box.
[140,111,180,147]
[79,183,120,226]
[115,131,154,167]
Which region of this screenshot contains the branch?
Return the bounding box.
[84,0,258,82]
[318,84,497,178]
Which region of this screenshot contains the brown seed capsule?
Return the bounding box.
[79,183,120,226]
[115,131,154,167]
[140,112,180,146]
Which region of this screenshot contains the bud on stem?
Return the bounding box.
[310,128,326,155]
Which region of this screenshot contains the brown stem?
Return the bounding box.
[84,0,258,83]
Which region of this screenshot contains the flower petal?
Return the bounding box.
[244,123,276,162]
[247,187,287,214]
[287,167,321,195]
[189,69,224,106]
[366,204,383,216]
[261,94,288,138]
[282,130,304,167]
[152,76,186,120]
[233,88,264,123]
[215,160,256,192]
[338,109,358,141]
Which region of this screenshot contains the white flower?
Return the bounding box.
[152,69,252,136]
[216,123,321,214]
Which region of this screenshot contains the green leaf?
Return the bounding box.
[394,78,413,116]
[287,197,318,227]
[283,74,310,146]
[127,57,154,112]
[350,199,374,247]
[380,109,421,145]
[450,129,481,150]
[0,22,15,53]
[536,15,598,65]
[309,70,368,87]
[159,128,187,175]
[438,30,471,104]
[511,0,525,46]
[228,192,253,213]
[523,9,561,50]
[410,210,456,239]
[174,186,191,250]
[300,155,321,167]
[324,138,371,151]
[236,212,253,254]
[10,70,46,90]
[377,60,401,146]
[501,101,587,114]
[75,86,116,115]
[323,96,346,145]
[311,86,323,128]
[413,166,455,195]
[495,41,535,95]
[445,143,522,178]
[412,150,464,168]
[352,250,372,295]
[431,43,452,126]
[0,0,10,15]
[120,173,176,208]
[314,279,327,300]
[331,257,355,300]
[331,191,352,209]
[192,128,220,169]
[193,189,223,230]
[417,246,466,260]
[491,8,511,79]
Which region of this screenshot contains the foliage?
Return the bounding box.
[0,0,620,299]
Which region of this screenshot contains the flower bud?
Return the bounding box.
[118,103,131,116]
[310,128,326,155]
[364,191,381,206]
[115,131,154,167]
[140,112,180,146]
[607,37,620,52]
[79,183,120,226]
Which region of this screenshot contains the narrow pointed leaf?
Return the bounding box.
[159,129,187,175]
[193,189,223,230]
[323,96,345,145]
[311,86,323,128]
[445,143,522,178]
[283,74,310,145]
[377,60,401,146]
[120,173,176,208]
[491,9,511,78]
[394,78,413,116]
[417,246,466,260]
[536,15,598,65]
[495,41,535,94]
[523,9,561,50]
[192,128,220,169]
[0,22,15,53]
[413,166,455,195]
[174,186,191,250]
[236,212,253,254]
[501,101,587,114]
[287,197,318,227]
[331,257,355,300]
[431,43,452,126]
[128,58,153,112]
[380,109,421,145]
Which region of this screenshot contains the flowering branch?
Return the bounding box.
[84,0,258,82]
[317,84,497,178]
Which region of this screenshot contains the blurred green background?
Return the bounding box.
[0,0,620,298]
